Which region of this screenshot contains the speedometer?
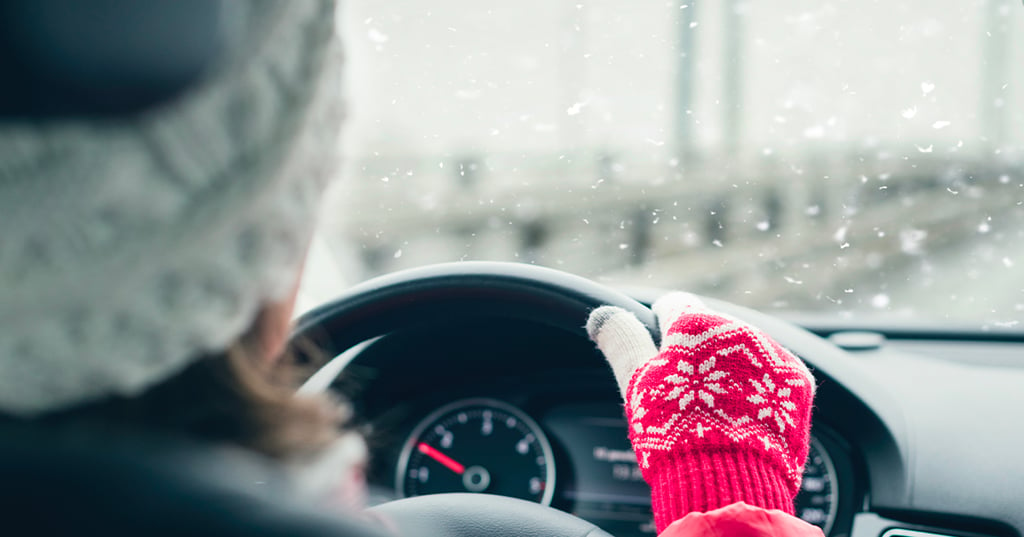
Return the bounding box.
[795,436,839,534]
[395,398,556,505]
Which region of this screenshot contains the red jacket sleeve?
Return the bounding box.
[659,503,825,537]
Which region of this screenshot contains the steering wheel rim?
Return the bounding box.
[368,493,612,537]
[290,261,659,365]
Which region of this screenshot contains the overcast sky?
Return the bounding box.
[340,0,1023,162]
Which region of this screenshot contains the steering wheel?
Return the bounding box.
[291,262,650,537]
[292,261,659,359]
[289,261,890,537]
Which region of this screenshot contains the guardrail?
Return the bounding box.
[329,150,1023,310]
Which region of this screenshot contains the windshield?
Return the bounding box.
[300,0,1024,327]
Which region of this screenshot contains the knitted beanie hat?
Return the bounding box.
[0,0,342,416]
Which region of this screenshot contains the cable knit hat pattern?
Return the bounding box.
[0,0,342,415]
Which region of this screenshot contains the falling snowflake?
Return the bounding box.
[803,125,825,139]
[899,229,927,255]
[833,225,849,243]
[367,28,389,43]
[566,102,587,115]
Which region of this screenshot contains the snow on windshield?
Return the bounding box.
[300,0,1024,326]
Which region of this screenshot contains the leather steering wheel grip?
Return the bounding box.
[368,494,613,537]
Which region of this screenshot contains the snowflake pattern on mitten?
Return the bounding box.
[625,305,816,495]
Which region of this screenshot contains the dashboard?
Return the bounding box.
[298,264,1024,537]
[334,319,863,536]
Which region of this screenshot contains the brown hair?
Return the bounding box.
[37,330,344,460]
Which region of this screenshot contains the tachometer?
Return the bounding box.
[795,436,839,534]
[396,398,556,505]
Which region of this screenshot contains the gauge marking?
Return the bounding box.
[529,477,544,495]
[482,411,493,435]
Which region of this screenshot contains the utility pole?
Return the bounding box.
[675,1,698,165]
[981,0,1010,149]
[560,1,587,156]
[722,0,743,156]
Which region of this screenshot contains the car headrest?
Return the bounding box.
[0,423,392,537]
[0,0,230,119]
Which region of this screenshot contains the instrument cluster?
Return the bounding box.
[392,396,844,536]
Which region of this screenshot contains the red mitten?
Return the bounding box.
[586,293,816,532]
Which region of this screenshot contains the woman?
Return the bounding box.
[0,1,820,535]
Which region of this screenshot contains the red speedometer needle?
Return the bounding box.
[417,442,465,475]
